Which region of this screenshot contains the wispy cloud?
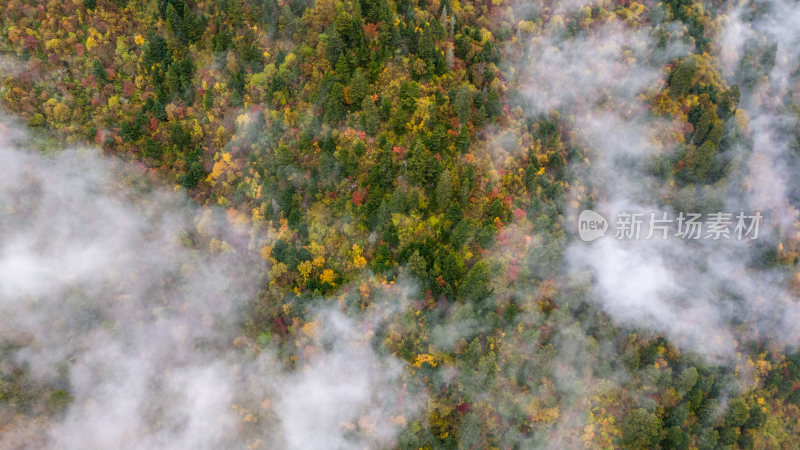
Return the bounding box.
[0,115,420,449]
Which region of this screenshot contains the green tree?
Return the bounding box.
[178,154,204,189]
[725,398,749,427]
[435,169,452,211]
[325,82,346,123]
[669,56,697,96]
[461,260,491,301]
[408,250,428,280]
[454,85,472,125]
[486,87,501,119]
[451,219,471,249]
[165,3,187,45]
[688,140,716,180]
[349,68,369,108]
[621,408,662,449]
[418,27,435,61]
[361,97,379,135]
[91,59,107,83]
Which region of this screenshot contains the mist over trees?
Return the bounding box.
[1,0,800,448]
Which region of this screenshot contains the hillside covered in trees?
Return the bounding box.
[1,0,800,448]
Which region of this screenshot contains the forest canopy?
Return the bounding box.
[1,0,800,448]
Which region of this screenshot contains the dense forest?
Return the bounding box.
[1,0,800,448]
